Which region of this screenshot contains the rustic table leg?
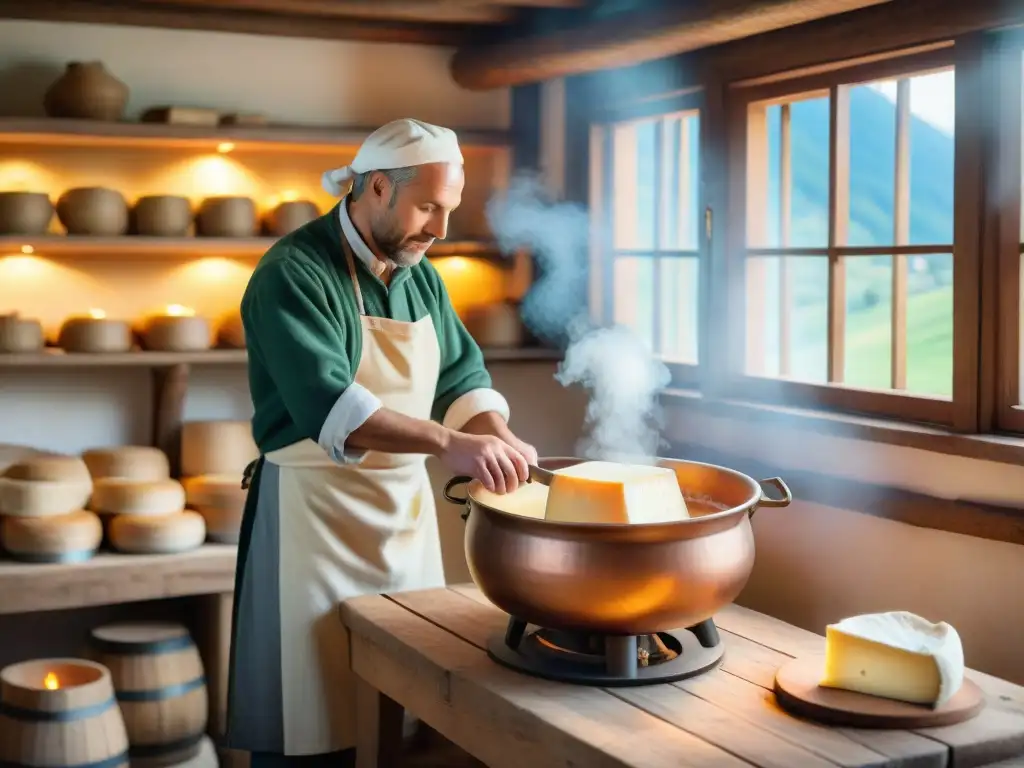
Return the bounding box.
[355,676,404,768]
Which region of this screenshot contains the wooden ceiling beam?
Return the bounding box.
[0,0,483,44]
[131,0,516,24]
[589,0,1024,108]
[450,0,895,90]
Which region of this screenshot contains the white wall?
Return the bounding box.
[0,20,509,129]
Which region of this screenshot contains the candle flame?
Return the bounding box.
[87,308,106,319]
[164,304,195,317]
[43,672,59,690]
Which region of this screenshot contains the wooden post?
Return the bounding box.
[151,363,190,478]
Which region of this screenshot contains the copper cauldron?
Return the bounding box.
[443,456,792,635]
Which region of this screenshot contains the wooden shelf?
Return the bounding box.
[0,117,514,153]
[0,347,561,369]
[0,349,247,368]
[1,235,506,260]
[0,544,237,615]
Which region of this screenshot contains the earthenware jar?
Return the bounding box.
[56,187,129,236]
[43,62,129,121]
[0,192,53,235]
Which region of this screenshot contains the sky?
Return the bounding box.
[869,69,956,135]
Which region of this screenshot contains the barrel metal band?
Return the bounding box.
[0,752,128,768]
[0,696,116,722]
[90,633,193,655]
[115,676,205,702]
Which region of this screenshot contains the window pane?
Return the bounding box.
[662,114,701,251]
[658,257,699,363]
[612,123,642,250]
[745,256,828,382]
[748,97,831,249]
[613,256,654,351]
[847,70,955,248]
[908,70,955,245]
[844,256,892,389]
[847,85,896,247]
[905,253,953,397]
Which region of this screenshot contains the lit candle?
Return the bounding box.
[164,304,196,317]
[43,671,59,690]
[87,308,106,320]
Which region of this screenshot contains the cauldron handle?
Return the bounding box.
[443,476,473,521]
[750,477,792,518]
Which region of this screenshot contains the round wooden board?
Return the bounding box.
[774,655,985,729]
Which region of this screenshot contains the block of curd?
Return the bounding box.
[543,461,690,525]
[820,611,965,707]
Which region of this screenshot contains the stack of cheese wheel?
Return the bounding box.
[0,453,101,563]
[88,622,212,767]
[180,420,257,544]
[82,445,206,555]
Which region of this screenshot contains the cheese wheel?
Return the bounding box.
[0,477,93,517]
[90,478,186,516]
[0,443,42,475]
[3,453,91,483]
[82,446,170,481]
[183,474,246,544]
[180,420,258,478]
[108,511,206,554]
[1,509,103,562]
[544,461,690,525]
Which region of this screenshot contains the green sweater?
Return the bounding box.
[241,205,494,455]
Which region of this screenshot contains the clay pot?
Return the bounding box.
[263,200,319,237]
[0,192,53,235]
[196,196,257,238]
[132,195,192,237]
[43,61,129,122]
[56,187,129,236]
[0,314,44,353]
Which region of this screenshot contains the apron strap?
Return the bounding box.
[340,235,366,317]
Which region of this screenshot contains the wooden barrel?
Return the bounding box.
[0,657,129,768]
[88,623,208,767]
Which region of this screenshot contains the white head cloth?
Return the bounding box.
[321,118,464,197]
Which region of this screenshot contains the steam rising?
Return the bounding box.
[486,174,670,463]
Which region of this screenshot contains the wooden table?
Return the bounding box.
[340,584,1024,768]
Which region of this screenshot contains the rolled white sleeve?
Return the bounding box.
[442,388,511,431]
[317,382,383,464]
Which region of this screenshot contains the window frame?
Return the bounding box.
[717,45,979,429]
[987,30,1024,434]
[587,90,707,389]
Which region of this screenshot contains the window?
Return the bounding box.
[729,52,960,425]
[589,96,703,386]
[992,36,1024,432]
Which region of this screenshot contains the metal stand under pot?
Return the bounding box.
[488,615,725,686]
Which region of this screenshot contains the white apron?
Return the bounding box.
[225,236,446,756]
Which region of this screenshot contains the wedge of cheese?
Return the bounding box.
[821,611,965,707]
[544,461,689,524]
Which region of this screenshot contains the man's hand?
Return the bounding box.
[461,412,538,465]
[439,431,528,494]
